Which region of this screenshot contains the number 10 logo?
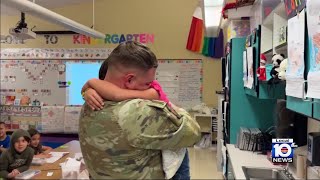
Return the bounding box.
[272,139,296,163]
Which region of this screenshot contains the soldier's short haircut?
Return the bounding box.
[107,41,158,71]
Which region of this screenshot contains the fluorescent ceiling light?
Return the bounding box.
[1,0,105,39]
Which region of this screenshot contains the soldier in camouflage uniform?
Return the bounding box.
[79,41,201,179]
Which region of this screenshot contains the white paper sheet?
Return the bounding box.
[225,56,230,89]
[243,51,248,87]
[246,47,254,89]
[286,9,306,98]
[46,152,69,163]
[156,60,202,109]
[306,1,320,99]
[41,106,65,133]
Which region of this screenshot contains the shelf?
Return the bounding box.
[262,2,286,29]
[262,48,273,55]
[274,42,287,52]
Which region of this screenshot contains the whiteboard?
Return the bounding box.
[0,49,203,109]
[0,60,66,105]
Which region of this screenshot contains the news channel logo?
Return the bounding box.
[272,138,297,163]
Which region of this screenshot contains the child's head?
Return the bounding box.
[0,122,6,138]
[10,129,31,153]
[99,60,108,80]
[27,128,41,148]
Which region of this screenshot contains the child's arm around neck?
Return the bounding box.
[86,78,160,101]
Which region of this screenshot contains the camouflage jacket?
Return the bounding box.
[79,99,201,179]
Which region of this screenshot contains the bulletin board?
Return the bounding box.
[0,60,67,105]
[1,48,203,109]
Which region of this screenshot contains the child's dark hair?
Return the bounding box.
[27,128,40,137]
[99,60,108,80]
[0,121,5,125]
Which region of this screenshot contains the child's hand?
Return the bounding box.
[81,81,90,93]
[83,88,104,110]
[44,153,53,158]
[8,169,20,178]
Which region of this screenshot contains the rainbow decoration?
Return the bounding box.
[186,7,224,58]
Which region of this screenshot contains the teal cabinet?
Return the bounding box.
[286,96,313,117]
[229,38,277,144]
[258,81,286,99]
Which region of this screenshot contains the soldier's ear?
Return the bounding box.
[125,74,134,83]
[124,74,135,89]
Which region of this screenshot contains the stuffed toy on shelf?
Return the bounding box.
[268,53,285,84]
[278,58,288,80]
[257,54,267,81]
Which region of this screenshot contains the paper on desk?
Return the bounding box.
[306,0,320,99]
[61,158,81,179]
[286,10,306,98]
[74,152,85,164]
[50,152,69,156]
[46,152,69,163]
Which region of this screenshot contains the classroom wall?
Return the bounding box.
[0,0,222,108]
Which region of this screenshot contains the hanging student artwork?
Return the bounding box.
[246,35,251,47]
[252,28,257,44]
[245,47,254,89]
[286,9,306,98]
[306,0,320,99]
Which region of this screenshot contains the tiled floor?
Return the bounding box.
[188,147,223,179]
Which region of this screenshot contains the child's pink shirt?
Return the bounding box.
[150,80,170,105]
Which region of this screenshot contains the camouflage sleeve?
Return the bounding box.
[118,99,201,150]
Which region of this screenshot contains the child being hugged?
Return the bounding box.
[0,129,34,179]
[81,62,190,180]
[27,128,52,158]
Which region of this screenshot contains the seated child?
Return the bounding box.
[0,129,34,179]
[0,122,10,155]
[27,128,52,158]
[81,63,190,180]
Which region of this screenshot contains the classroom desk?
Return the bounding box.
[30,140,83,179]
